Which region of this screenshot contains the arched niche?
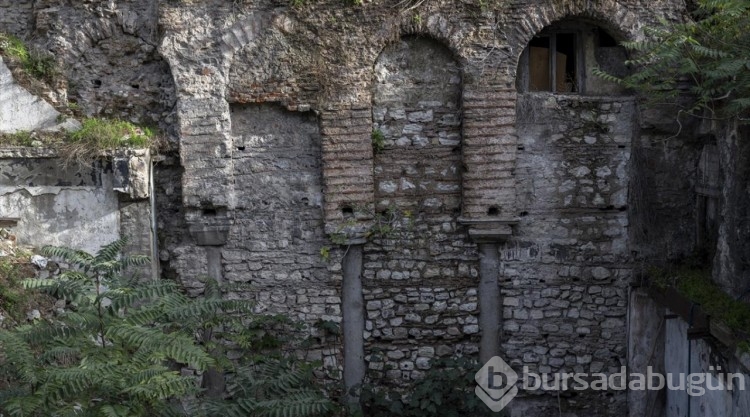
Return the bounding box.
[371,35,462,214]
[516,19,629,96]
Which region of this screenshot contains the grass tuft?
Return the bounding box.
[0,131,36,147]
[67,118,154,149]
[0,32,56,82]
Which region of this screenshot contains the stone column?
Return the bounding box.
[188,209,231,398]
[342,243,365,403]
[459,219,515,364]
[478,243,501,364]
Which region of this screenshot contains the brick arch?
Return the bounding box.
[507,3,642,66]
[397,14,469,64]
[362,12,469,68]
[371,35,463,216]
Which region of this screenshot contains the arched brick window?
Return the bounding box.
[517,21,628,95]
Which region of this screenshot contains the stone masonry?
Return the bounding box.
[0,0,697,416]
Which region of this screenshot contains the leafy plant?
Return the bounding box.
[61,118,158,165]
[593,0,750,122]
[371,129,386,154]
[0,256,48,326]
[357,357,501,417]
[193,358,336,417]
[650,266,750,342]
[67,118,154,149]
[0,239,334,417]
[0,33,57,82]
[0,239,212,416]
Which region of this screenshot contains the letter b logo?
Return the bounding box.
[475,356,519,412]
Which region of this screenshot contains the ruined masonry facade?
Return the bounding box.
[0,0,692,416]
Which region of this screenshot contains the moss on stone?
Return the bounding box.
[0,32,56,82]
[653,266,750,337]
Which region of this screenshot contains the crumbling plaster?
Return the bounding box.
[152,0,688,414]
[2,0,722,415]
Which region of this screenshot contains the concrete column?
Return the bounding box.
[478,243,500,364]
[205,246,224,285]
[202,245,226,397]
[342,244,365,403]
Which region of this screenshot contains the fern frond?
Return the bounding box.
[120,255,151,268]
[123,372,196,400]
[0,394,43,417]
[38,345,81,365]
[107,281,180,311]
[41,245,94,266]
[0,331,37,385]
[239,392,334,417]
[106,324,214,370]
[94,238,129,264]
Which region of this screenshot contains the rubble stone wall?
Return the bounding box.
[0,1,698,416]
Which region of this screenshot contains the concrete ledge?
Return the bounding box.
[458,217,518,243]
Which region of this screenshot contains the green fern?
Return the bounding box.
[594,0,750,122]
[195,359,336,417]
[0,240,334,417]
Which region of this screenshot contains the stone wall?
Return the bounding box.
[0,0,33,38]
[156,1,686,415]
[713,122,750,296]
[29,0,175,131]
[0,148,155,275]
[226,103,340,368]
[0,1,702,416]
[363,34,481,382]
[505,94,634,414]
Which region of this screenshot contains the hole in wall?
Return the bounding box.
[202,208,217,216]
[519,211,529,217]
[93,79,102,88]
[236,146,246,151]
[487,206,500,216]
[131,84,140,89]
[342,206,354,218]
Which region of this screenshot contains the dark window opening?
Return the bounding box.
[557,33,577,92]
[518,21,630,95]
[527,33,578,93]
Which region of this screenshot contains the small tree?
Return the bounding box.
[0,239,335,417]
[594,0,750,122]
